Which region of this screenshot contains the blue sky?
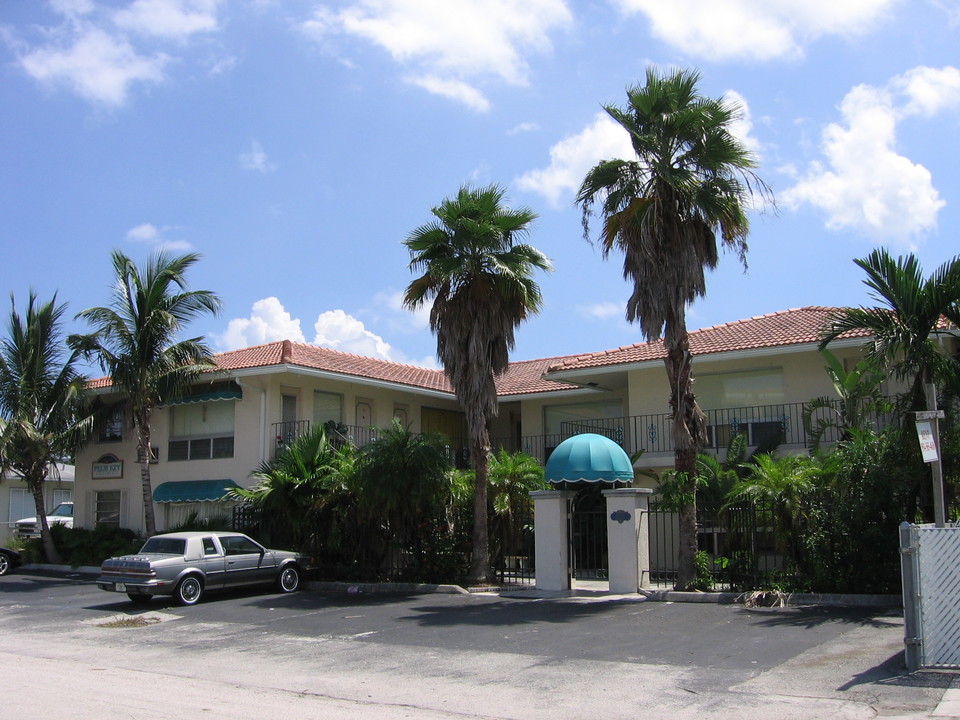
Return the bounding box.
[2,0,959,371]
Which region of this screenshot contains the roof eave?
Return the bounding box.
[543,337,868,383]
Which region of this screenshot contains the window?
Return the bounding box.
[168,401,235,461]
[202,537,219,556]
[95,490,122,527]
[544,400,624,436]
[8,488,32,523]
[221,535,262,556]
[98,407,123,443]
[313,390,343,425]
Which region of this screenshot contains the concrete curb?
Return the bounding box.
[17,566,904,609]
[642,589,903,608]
[306,580,470,595]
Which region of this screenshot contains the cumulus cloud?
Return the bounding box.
[301,0,572,110]
[239,140,276,173]
[515,112,633,207]
[113,0,221,40]
[313,309,395,360]
[217,298,438,367]
[782,66,960,245]
[124,222,192,250]
[218,297,306,350]
[12,0,226,107]
[578,302,623,320]
[613,0,899,61]
[19,25,167,106]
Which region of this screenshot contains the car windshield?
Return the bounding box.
[50,504,73,517]
[140,537,187,555]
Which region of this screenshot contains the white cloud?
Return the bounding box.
[124,222,191,250]
[515,112,633,207]
[782,66,960,245]
[19,26,167,106]
[218,297,306,350]
[313,309,395,361]
[302,0,572,109]
[578,302,622,320]
[724,89,761,154]
[113,0,221,40]
[126,222,159,241]
[239,140,276,173]
[507,121,539,136]
[613,0,899,61]
[405,75,490,113]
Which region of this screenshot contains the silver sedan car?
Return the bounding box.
[97,531,302,605]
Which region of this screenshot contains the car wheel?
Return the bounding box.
[0,552,10,576]
[276,565,300,593]
[174,575,204,605]
[127,593,152,604]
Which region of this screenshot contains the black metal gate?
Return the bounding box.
[569,486,608,579]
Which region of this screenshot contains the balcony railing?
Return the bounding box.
[272,400,895,466]
[515,400,896,465]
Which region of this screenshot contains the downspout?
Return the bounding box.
[236,378,267,464]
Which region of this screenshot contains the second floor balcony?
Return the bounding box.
[271,400,893,468]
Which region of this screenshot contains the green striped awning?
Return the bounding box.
[152,479,240,503]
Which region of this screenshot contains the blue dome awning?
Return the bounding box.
[153,479,240,503]
[544,433,635,484]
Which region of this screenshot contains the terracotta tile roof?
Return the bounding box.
[545,307,872,374]
[217,340,453,392]
[88,340,578,397]
[495,356,580,396]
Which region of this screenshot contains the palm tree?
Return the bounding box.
[231,424,356,550]
[819,249,960,412]
[0,293,94,563]
[576,67,769,589]
[403,185,552,583]
[69,250,222,536]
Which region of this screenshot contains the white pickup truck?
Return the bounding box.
[15,501,74,538]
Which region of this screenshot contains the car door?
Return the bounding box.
[220,535,273,587]
[197,536,227,590]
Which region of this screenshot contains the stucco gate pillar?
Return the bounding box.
[602,487,654,593]
[530,490,574,591]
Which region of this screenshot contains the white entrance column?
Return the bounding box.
[531,490,573,591]
[602,488,654,593]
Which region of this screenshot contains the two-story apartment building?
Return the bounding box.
[73,306,922,535]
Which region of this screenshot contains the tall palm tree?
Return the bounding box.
[576,67,769,589]
[0,293,94,563]
[819,249,960,412]
[69,250,222,536]
[403,185,551,583]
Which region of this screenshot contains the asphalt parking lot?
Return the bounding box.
[1,569,956,719]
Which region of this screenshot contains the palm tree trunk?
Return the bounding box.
[469,432,492,584]
[665,327,707,591]
[29,470,63,564]
[137,418,157,537]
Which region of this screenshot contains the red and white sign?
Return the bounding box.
[915,420,939,463]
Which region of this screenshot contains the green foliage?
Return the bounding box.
[231,424,357,550]
[166,511,232,533]
[26,523,142,568]
[694,550,714,591]
[69,250,222,536]
[803,349,891,449]
[403,183,551,583]
[0,292,94,564]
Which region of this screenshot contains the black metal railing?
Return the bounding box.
[647,502,793,591]
[510,400,896,465]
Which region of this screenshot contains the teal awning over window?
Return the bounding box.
[545,433,635,484]
[153,479,240,503]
